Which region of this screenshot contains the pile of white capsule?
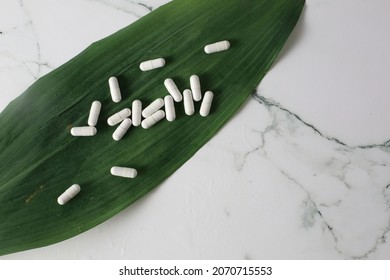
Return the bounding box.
[58,40,230,205]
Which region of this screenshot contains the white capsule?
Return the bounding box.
[142,98,164,118]
[87,101,101,126]
[108,76,122,103]
[139,58,165,71]
[164,95,176,122]
[190,75,202,101]
[204,40,230,54]
[70,126,97,136]
[113,118,132,141]
[57,184,81,205]
[132,100,142,127]
[164,78,182,102]
[183,89,195,116]
[200,91,214,117]
[107,108,131,126]
[141,110,165,129]
[111,166,137,179]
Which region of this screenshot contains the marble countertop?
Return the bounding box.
[1,0,390,259]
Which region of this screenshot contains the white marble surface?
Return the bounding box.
[1,0,390,259]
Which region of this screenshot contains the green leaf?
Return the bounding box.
[0,0,304,255]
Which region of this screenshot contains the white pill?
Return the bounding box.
[164,95,176,122]
[141,110,165,129]
[57,184,81,205]
[139,58,165,71]
[87,101,101,127]
[204,40,230,54]
[113,118,132,141]
[71,126,97,136]
[190,75,202,101]
[200,91,214,117]
[111,166,137,178]
[108,76,122,103]
[107,108,131,126]
[183,89,195,116]
[132,100,142,127]
[142,98,164,118]
[164,78,182,102]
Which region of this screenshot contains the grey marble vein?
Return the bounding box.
[89,0,153,18]
[366,186,390,256]
[228,90,390,259]
[252,91,390,149]
[280,169,344,257]
[15,0,50,80]
[130,1,153,11]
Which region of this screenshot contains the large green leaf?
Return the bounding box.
[0,0,304,255]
